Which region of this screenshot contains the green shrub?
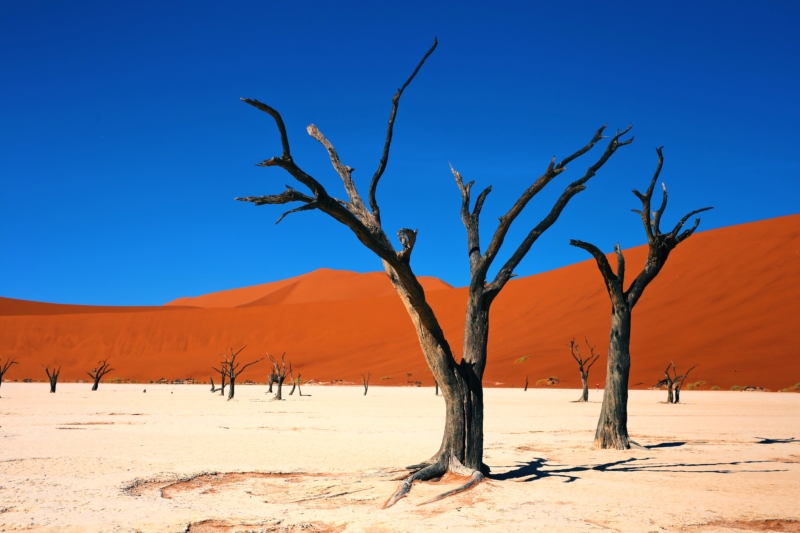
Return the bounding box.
[731,385,742,391]
[687,383,694,390]
[793,383,800,391]
[781,388,789,392]
[711,385,720,390]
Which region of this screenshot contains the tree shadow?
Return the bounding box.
[490,456,787,483]
[645,441,686,449]
[755,437,798,444]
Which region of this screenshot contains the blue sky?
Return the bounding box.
[1,1,798,305]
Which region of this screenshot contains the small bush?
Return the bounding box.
[148,380,154,384]
[711,385,720,390]
[731,385,742,391]
[781,388,788,392]
[687,383,694,390]
[793,383,800,391]
[514,355,531,364]
[380,376,391,381]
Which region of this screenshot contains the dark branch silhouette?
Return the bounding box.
[570,337,601,402]
[570,147,712,449]
[362,372,371,396]
[223,346,261,400]
[0,357,18,396]
[235,38,632,506]
[44,365,61,393]
[87,359,114,391]
[268,353,290,401]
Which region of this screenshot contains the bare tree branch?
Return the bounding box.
[369,38,438,224]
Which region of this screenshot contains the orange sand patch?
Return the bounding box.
[1,214,798,391]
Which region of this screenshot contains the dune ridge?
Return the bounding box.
[1,214,798,391]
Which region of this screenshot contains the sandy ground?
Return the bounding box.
[1,384,798,533]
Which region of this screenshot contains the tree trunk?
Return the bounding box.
[674,385,681,404]
[91,377,100,391]
[667,386,674,404]
[289,379,297,395]
[579,372,588,402]
[227,377,235,400]
[275,377,285,400]
[594,306,631,449]
[49,377,57,393]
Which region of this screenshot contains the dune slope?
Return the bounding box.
[1,214,798,391]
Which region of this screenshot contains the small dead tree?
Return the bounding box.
[236,38,632,505]
[655,362,677,403]
[672,363,698,404]
[570,147,712,449]
[362,372,371,396]
[44,365,61,393]
[268,353,290,401]
[569,337,601,402]
[223,346,262,401]
[0,357,19,396]
[211,362,228,396]
[87,359,114,391]
[524,375,529,391]
[209,375,217,393]
[267,372,279,393]
[288,369,302,395]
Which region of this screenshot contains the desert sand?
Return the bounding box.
[1,214,799,392]
[1,383,798,532]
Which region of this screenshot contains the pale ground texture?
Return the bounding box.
[1,384,798,533]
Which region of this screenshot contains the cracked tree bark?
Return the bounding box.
[235,38,632,506]
[570,147,712,449]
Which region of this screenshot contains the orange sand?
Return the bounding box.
[1,214,798,391]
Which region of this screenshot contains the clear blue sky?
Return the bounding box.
[1,1,798,305]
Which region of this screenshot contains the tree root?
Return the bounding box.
[383,455,485,508]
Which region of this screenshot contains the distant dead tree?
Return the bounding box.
[362,372,371,396]
[235,38,632,505]
[87,359,114,391]
[267,371,280,393]
[569,337,601,402]
[211,362,228,396]
[570,147,712,449]
[288,367,302,395]
[655,362,677,404]
[268,353,290,401]
[672,363,698,404]
[43,365,61,393]
[223,346,262,401]
[0,357,19,396]
[524,375,529,392]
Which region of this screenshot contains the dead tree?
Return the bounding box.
[209,375,217,393]
[267,372,279,393]
[524,375,529,391]
[235,38,632,506]
[223,346,262,401]
[570,147,712,449]
[362,372,371,396]
[87,359,114,391]
[655,362,677,403]
[268,353,290,400]
[288,369,301,395]
[44,365,61,393]
[569,337,601,402]
[0,358,18,397]
[672,363,698,404]
[211,362,228,396]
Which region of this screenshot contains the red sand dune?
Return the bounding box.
[1,214,798,391]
